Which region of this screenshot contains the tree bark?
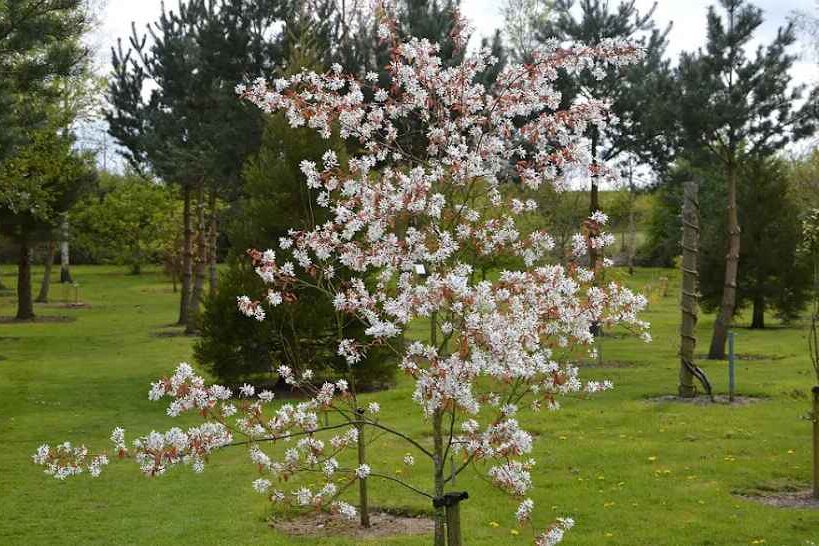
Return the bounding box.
[178,185,193,326]
[36,241,55,303]
[208,189,218,295]
[16,239,34,320]
[59,215,72,284]
[186,182,207,334]
[355,410,371,528]
[432,409,446,546]
[627,172,637,276]
[679,180,700,397]
[708,163,741,359]
[750,294,765,329]
[0,264,7,290]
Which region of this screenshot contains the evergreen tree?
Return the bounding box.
[106,0,289,331]
[195,113,396,389]
[676,0,819,358]
[645,158,812,329]
[533,0,676,215]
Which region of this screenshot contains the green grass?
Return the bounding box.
[1,265,818,545]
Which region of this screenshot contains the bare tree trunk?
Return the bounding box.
[355,410,371,528]
[36,241,56,303]
[679,180,700,397]
[59,215,72,284]
[16,239,34,320]
[178,186,193,326]
[208,189,218,295]
[186,183,207,334]
[627,170,637,276]
[432,409,446,546]
[750,294,765,329]
[709,164,740,359]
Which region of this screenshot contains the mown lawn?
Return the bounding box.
[0,265,817,545]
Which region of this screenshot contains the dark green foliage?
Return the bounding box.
[0,0,90,162]
[644,159,811,326]
[195,115,397,389]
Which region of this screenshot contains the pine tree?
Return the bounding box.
[106,0,289,331]
[533,1,676,214]
[676,0,819,358]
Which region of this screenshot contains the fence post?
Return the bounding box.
[433,491,468,546]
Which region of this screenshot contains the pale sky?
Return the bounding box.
[85,0,818,174]
[90,0,818,85]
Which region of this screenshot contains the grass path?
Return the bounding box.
[0,265,817,545]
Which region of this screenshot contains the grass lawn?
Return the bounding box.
[1,265,818,545]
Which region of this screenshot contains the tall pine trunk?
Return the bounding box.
[708,163,741,359]
[208,189,218,295]
[59,215,72,284]
[186,182,207,334]
[35,241,56,303]
[679,180,700,397]
[178,185,193,326]
[16,239,34,320]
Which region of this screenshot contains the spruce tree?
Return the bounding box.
[676,0,818,358]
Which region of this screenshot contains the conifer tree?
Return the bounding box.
[676,0,819,358]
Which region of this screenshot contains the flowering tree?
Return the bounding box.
[34,8,650,546]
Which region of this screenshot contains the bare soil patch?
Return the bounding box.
[648,394,764,406]
[0,315,76,324]
[270,510,435,539]
[738,489,819,509]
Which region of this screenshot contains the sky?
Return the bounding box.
[86,0,818,173]
[91,0,818,84]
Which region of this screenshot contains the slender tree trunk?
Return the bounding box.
[679,180,700,397]
[750,294,765,329]
[432,409,446,546]
[0,264,7,290]
[59,215,72,284]
[36,241,56,303]
[16,239,34,320]
[355,410,371,528]
[627,174,637,276]
[186,183,207,334]
[709,164,741,359]
[208,189,218,295]
[813,386,819,499]
[178,186,193,326]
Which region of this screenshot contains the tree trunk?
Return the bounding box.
[813,386,819,499]
[186,183,207,334]
[16,239,34,320]
[355,410,371,528]
[178,185,193,326]
[679,180,700,397]
[627,173,637,276]
[708,164,741,359]
[0,264,7,290]
[751,294,765,329]
[59,215,72,284]
[208,189,218,295]
[588,131,600,267]
[36,241,56,303]
[432,409,446,546]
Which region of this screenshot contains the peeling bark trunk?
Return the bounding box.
[679,180,700,397]
[17,239,34,320]
[709,164,741,359]
[36,241,56,303]
[178,186,193,326]
[186,183,207,334]
[59,215,72,284]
